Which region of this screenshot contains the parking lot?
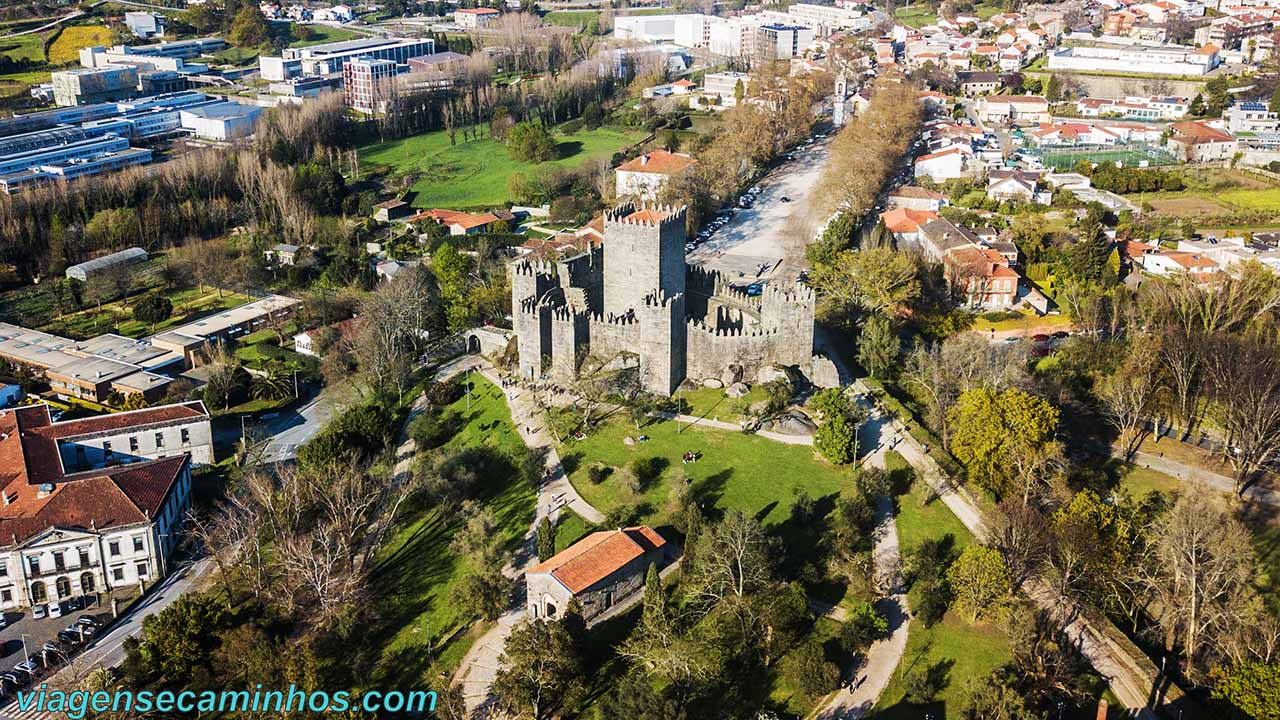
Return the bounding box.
[0,596,110,699]
[687,133,832,287]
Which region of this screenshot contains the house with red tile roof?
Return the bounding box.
[880,207,940,244]
[615,150,698,201]
[0,401,208,610]
[526,526,672,622]
[944,244,1020,309]
[1167,120,1238,162]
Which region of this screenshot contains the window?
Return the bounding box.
[102,441,112,458]
[78,548,89,568]
[136,563,148,578]
[27,556,38,575]
[132,537,144,553]
[1,589,11,604]
[180,428,190,444]
[53,551,64,571]
[111,567,124,582]
[55,576,70,598]
[154,432,164,448]
[129,437,138,452]
[109,541,120,557]
[0,561,7,578]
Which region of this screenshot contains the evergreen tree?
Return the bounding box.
[1189,93,1206,115]
[640,564,669,635]
[1067,220,1112,283]
[536,516,556,561]
[857,314,900,378]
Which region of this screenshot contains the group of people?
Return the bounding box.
[682,450,701,465]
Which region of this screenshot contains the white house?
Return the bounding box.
[913,145,975,182]
[987,169,1052,204]
[615,150,697,200]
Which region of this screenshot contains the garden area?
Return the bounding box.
[358,122,648,208]
[366,374,536,686]
[1119,167,1280,221]
[288,23,365,47]
[41,286,255,340]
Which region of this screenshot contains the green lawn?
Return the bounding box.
[875,452,1013,720]
[40,287,254,340]
[366,375,535,687]
[971,311,1074,333]
[289,24,365,47]
[677,385,769,424]
[359,123,648,208]
[553,510,593,553]
[563,414,850,528]
[1216,187,1280,212]
[894,3,938,27]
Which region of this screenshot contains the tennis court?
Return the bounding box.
[1029,145,1179,171]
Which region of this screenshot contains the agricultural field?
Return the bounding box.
[359,123,647,208]
[1125,167,1280,217]
[48,25,114,65]
[894,3,938,27]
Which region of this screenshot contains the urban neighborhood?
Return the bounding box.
[0,0,1275,718]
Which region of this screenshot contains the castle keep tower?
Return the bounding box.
[602,204,687,319]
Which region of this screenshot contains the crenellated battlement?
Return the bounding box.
[603,202,688,230]
[642,289,683,309]
[762,281,816,306]
[688,318,774,339]
[593,311,638,327]
[511,258,556,278]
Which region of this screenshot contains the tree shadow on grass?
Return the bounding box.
[555,140,584,159]
[691,469,731,519]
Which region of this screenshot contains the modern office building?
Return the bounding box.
[0,147,153,194]
[52,65,140,106]
[343,56,400,113]
[260,36,434,80]
[757,24,814,59]
[178,101,263,140]
[703,71,751,106]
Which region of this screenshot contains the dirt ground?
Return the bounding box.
[1147,197,1233,216]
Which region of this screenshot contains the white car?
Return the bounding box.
[31,604,46,620]
[47,603,62,619]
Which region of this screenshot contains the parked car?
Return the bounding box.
[64,596,83,612]
[48,603,62,619]
[31,604,46,620]
[13,661,38,677]
[77,616,100,628]
[746,283,764,297]
[0,671,26,689]
[57,630,81,645]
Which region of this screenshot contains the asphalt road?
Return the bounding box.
[0,558,212,720]
[255,379,357,464]
[686,136,832,285]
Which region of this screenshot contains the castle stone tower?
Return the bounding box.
[638,290,686,396]
[602,204,688,319]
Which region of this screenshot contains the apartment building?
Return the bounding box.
[52,66,139,107]
[0,402,210,610]
[1076,95,1189,120]
[703,71,751,106]
[1194,13,1271,49]
[455,7,501,28]
[757,24,814,59]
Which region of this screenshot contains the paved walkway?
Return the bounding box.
[1109,445,1280,507]
[656,411,815,445]
[852,380,1162,718]
[450,358,605,717]
[810,399,909,719]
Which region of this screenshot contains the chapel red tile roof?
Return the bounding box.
[616,150,697,175]
[530,526,666,593]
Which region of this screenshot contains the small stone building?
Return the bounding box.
[526,526,670,623]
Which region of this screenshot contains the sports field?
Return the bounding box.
[359,124,647,208]
[1034,146,1177,171]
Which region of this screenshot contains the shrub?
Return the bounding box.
[506,121,558,163]
[409,410,459,450]
[781,641,840,700]
[628,457,663,489]
[587,463,613,484]
[841,601,890,653]
[816,411,859,464]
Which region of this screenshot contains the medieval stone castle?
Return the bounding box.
[509,203,822,396]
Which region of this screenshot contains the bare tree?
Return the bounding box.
[1098,336,1163,460]
[1143,489,1257,677]
[1204,334,1280,497]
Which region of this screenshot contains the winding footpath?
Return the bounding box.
[447,358,603,718]
[811,404,910,720]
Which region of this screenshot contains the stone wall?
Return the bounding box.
[638,291,686,396]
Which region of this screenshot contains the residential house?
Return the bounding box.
[265,243,300,266]
[526,526,672,623]
[294,317,362,357]
[373,199,410,222]
[913,146,975,182]
[455,7,501,28]
[887,185,947,211]
[957,70,1001,96]
[879,207,939,245]
[419,209,502,235]
[918,217,981,262]
[615,150,697,201]
[976,95,1050,125]
[944,244,1020,309]
[987,169,1051,204]
[1167,120,1238,161]
[1139,250,1222,277]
